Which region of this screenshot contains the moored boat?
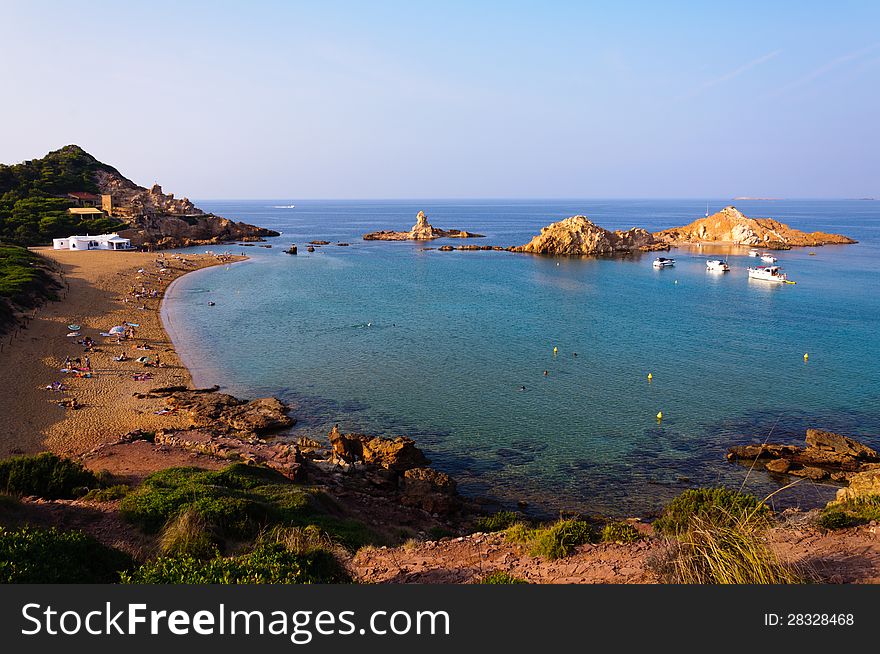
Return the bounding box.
[748,248,760,257]
[747,265,788,283]
[653,257,675,268]
[760,254,777,263]
[706,259,730,272]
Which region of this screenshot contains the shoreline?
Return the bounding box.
[0,247,245,457]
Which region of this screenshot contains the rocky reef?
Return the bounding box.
[727,428,880,483]
[654,206,856,249]
[512,215,667,256]
[363,211,484,241]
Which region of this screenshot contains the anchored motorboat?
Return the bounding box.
[748,265,791,283]
[653,257,676,268]
[760,254,777,263]
[748,249,760,257]
[706,259,730,272]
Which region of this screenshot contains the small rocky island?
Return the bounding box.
[653,205,856,249]
[363,211,484,241]
[512,215,667,256]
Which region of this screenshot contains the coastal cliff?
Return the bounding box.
[654,206,856,248]
[0,145,278,248]
[512,215,666,256]
[363,211,483,241]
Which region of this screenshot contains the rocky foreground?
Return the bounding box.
[363,211,483,241]
[654,206,856,249]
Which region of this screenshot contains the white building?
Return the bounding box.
[52,233,132,251]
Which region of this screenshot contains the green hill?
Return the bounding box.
[0,145,125,245]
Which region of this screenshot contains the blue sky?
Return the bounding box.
[2,0,878,198]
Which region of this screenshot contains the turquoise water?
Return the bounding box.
[163,200,880,516]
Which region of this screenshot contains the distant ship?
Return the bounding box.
[272,204,296,209]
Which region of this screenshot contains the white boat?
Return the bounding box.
[748,265,788,283]
[653,257,675,268]
[760,254,777,263]
[748,249,760,257]
[706,259,730,272]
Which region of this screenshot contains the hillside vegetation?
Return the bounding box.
[0,145,124,245]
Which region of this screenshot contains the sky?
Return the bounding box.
[1,0,878,199]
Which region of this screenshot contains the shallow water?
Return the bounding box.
[163,200,880,516]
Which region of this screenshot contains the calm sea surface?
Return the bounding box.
[162,200,880,516]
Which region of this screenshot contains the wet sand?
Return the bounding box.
[0,247,244,457]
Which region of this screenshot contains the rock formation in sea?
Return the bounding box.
[726,428,880,483]
[654,205,856,249]
[512,215,667,256]
[363,210,484,241]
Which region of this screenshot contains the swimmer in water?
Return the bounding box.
[519,385,526,391]
[543,370,549,376]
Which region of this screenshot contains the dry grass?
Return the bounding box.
[654,511,804,584]
[159,508,220,559]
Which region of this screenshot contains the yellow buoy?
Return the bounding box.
[804,353,809,361]
[656,411,663,421]
[553,347,558,355]
[647,373,653,381]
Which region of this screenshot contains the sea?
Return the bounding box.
[161,199,880,516]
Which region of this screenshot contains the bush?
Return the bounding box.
[474,510,521,532]
[263,525,333,555]
[0,452,98,499]
[0,526,132,583]
[506,519,596,560]
[818,496,880,530]
[652,513,803,584]
[653,487,768,535]
[120,464,379,549]
[160,508,221,559]
[600,521,642,544]
[82,484,130,502]
[119,466,272,536]
[479,571,528,584]
[121,544,350,584]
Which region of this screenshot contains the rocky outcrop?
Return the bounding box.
[165,391,294,435]
[833,469,880,503]
[363,211,484,241]
[328,425,429,472]
[512,215,667,256]
[727,429,880,482]
[654,206,856,249]
[153,429,303,479]
[326,425,460,514]
[93,165,278,248]
[400,467,459,514]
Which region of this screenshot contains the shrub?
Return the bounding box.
[479,571,528,584]
[601,521,642,544]
[121,544,350,584]
[0,452,97,498]
[818,496,880,530]
[474,510,521,532]
[262,525,333,555]
[653,487,768,535]
[119,466,271,536]
[0,526,132,583]
[653,513,803,584]
[506,519,596,560]
[82,484,130,502]
[120,464,379,549]
[160,508,221,559]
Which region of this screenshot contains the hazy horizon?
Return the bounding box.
[3,1,878,199]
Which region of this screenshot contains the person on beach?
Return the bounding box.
[63,356,71,368]
[84,356,91,371]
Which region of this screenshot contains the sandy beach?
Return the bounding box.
[0,247,243,457]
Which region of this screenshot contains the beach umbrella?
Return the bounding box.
[67,324,80,331]
[109,325,127,335]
